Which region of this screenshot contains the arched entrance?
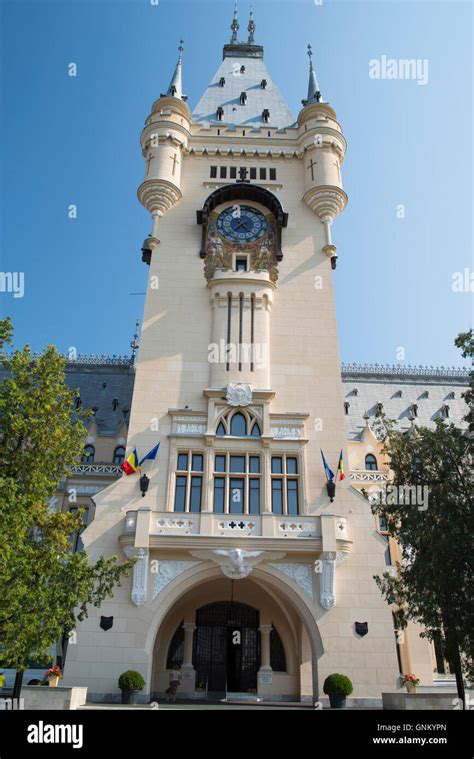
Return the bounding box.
[150,569,321,701]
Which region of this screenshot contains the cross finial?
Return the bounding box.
[248,5,256,44]
[231,0,240,43]
[307,43,313,68]
[178,39,184,60]
[130,319,140,366]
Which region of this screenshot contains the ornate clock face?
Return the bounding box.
[216,206,268,243]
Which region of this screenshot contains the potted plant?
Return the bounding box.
[403,674,420,693]
[45,665,62,688]
[118,670,145,705]
[323,673,353,709]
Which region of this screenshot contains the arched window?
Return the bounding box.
[81,445,95,463]
[250,422,261,437]
[113,446,125,464]
[270,628,287,672]
[365,454,377,471]
[216,422,226,436]
[166,622,185,668]
[230,412,247,437]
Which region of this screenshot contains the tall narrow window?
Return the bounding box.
[210,166,217,178]
[365,454,378,471]
[212,453,261,514]
[226,293,232,372]
[250,294,255,372]
[230,167,237,179]
[269,168,276,180]
[174,452,204,513]
[271,455,300,515]
[230,412,247,437]
[260,168,267,180]
[250,167,257,180]
[220,166,227,179]
[238,294,243,371]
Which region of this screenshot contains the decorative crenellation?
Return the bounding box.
[154,517,196,533]
[342,363,470,384]
[350,471,387,483]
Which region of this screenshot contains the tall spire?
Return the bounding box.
[303,43,322,105]
[247,6,256,44]
[165,39,186,100]
[230,1,240,43]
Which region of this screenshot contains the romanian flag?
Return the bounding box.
[121,447,140,476]
[321,450,334,482]
[338,450,345,481]
[139,442,160,466]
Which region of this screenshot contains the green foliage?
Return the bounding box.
[372,335,473,683]
[118,670,145,691]
[0,318,134,671]
[323,673,353,696]
[454,330,473,431]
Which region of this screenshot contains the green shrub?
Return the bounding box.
[323,673,353,696]
[118,670,145,691]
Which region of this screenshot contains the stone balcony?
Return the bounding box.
[119,508,352,558]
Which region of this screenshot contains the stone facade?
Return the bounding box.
[61,17,468,703]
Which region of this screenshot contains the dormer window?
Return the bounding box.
[240,65,246,73]
[261,79,267,89]
[169,85,177,96]
[262,109,270,123]
[441,404,450,418]
[411,403,418,418]
[240,92,247,105]
[112,397,119,411]
[344,401,350,415]
[219,77,226,87]
[216,106,224,121]
[375,402,383,416]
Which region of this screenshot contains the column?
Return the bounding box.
[258,624,274,699]
[180,621,196,696]
[259,624,272,671]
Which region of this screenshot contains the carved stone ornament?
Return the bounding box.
[152,560,201,600]
[268,563,313,599]
[190,549,285,579]
[226,383,252,407]
[123,547,149,606]
[204,218,278,283]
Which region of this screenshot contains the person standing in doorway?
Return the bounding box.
[166,665,182,702]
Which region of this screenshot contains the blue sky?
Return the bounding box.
[1,0,472,367]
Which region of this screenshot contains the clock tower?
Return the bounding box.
[64,8,400,704]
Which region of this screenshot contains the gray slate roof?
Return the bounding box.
[65,360,135,436]
[341,364,469,441]
[192,47,295,130]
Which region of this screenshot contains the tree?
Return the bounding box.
[0,318,133,695]
[372,335,473,707]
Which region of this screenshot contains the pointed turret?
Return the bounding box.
[163,39,187,100]
[230,1,240,43]
[247,6,256,44]
[302,44,322,105]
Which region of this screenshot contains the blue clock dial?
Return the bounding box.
[216,206,268,243]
